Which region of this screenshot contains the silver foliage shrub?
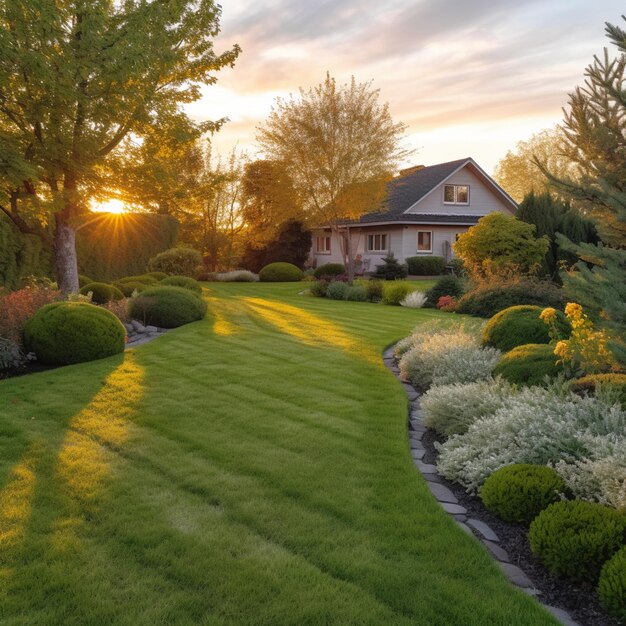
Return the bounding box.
[216,270,258,282]
[400,291,427,308]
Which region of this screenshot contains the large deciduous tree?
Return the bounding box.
[256,73,409,279]
[0,0,239,292]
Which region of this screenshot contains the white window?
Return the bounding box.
[366,233,388,253]
[443,184,470,205]
[316,236,331,254]
[417,231,432,253]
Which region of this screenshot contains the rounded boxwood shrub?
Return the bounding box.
[571,373,626,408]
[80,282,124,304]
[148,247,202,277]
[78,274,93,288]
[113,281,148,297]
[406,255,446,276]
[493,343,563,386]
[314,263,345,278]
[259,262,303,282]
[117,274,158,285]
[480,464,566,524]
[23,302,125,365]
[145,271,168,281]
[598,546,626,620]
[482,305,570,352]
[529,500,626,582]
[161,275,202,294]
[129,286,207,328]
[326,281,350,300]
[425,276,465,307]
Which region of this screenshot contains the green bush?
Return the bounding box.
[480,464,566,524]
[145,271,168,281]
[482,305,570,352]
[345,285,368,301]
[80,282,124,304]
[314,263,345,278]
[78,274,93,288]
[493,343,563,386]
[23,302,125,365]
[117,274,158,285]
[129,286,207,328]
[113,281,148,297]
[456,279,565,318]
[371,253,407,280]
[598,546,626,621]
[148,247,202,277]
[406,256,446,276]
[326,281,350,300]
[382,282,412,306]
[161,275,202,294]
[309,281,328,297]
[529,500,626,581]
[366,279,384,302]
[258,262,303,282]
[571,373,626,408]
[425,276,465,307]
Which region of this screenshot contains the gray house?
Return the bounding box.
[310,157,517,269]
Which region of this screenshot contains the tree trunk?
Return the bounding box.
[345,227,355,283]
[55,212,79,294]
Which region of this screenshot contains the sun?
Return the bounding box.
[91,198,127,214]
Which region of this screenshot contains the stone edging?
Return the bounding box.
[381,345,579,626]
[124,320,168,349]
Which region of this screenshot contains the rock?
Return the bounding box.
[124,323,135,334]
[427,482,458,504]
[415,461,438,474]
[411,448,425,461]
[409,439,424,451]
[456,521,473,535]
[441,502,467,515]
[482,539,510,563]
[467,518,499,542]
[498,562,535,590]
[145,325,158,333]
[131,320,146,333]
[545,606,580,626]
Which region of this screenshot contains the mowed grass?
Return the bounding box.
[0,282,558,626]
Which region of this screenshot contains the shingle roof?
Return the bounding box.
[357,213,483,225]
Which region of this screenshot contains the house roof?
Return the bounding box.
[354,213,483,226]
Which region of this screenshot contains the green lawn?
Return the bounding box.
[0,283,557,625]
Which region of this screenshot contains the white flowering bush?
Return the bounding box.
[400,290,427,308]
[436,386,626,493]
[392,320,448,358]
[399,330,500,387]
[421,377,517,436]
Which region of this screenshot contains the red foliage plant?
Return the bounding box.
[0,286,61,345]
[437,295,457,312]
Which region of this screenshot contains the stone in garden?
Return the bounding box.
[498,562,535,589]
[466,518,499,542]
[427,482,458,504]
[545,606,580,626]
[482,540,510,563]
[131,320,146,333]
[441,502,466,515]
[145,325,158,333]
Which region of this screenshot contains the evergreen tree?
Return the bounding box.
[371,253,408,280]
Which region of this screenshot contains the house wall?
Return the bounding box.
[405,164,514,216]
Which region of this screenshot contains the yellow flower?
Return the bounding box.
[554,340,569,359]
[565,302,583,319]
[540,308,557,323]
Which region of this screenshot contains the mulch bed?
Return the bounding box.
[421,428,620,626]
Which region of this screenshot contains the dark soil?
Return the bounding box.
[420,427,620,626]
[0,361,56,380]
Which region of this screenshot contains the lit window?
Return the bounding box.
[367,233,388,252]
[443,184,470,205]
[316,236,331,253]
[417,231,432,252]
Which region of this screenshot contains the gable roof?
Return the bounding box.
[341,157,516,226]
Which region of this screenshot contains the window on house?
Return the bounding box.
[417,231,432,253]
[366,233,388,252]
[316,236,331,253]
[443,184,470,205]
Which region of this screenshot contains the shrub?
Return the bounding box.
[0,285,61,344]
[117,274,158,285]
[258,262,303,282]
[101,299,131,325]
[493,343,564,386]
[422,377,516,436]
[425,276,464,307]
[366,279,384,302]
[196,271,218,281]
[480,464,566,524]
[437,295,457,311]
[399,330,500,388]
[436,385,626,492]
[161,275,202,294]
[400,291,427,308]
[371,253,408,280]
[79,282,124,305]
[598,546,626,620]
[326,281,350,300]
[148,247,202,277]
[382,282,412,306]
[405,255,446,275]
[345,285,368,302]
[456,278,565,318]
[129,286,207,328]
[309,281,328,297]
[78,274,93,288]
[113,281,148,297]
[0,337,25,370]
[571,373,626,407]
[314,263,345,278]
[215,270,258,282]
[23,302,126,365]
[482,305,570,352]
[529,501,626,581]
[145,271,168,281]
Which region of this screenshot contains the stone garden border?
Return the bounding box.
[124,320,168,349]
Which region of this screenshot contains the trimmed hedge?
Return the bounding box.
[314,263,345,278]
[529,501,626,582]
[259,262,303,282]
[598,546,626,620]
[148,247,202,278]
[129,286,207,328]
[493,343,563,386]
[406,255,446,276]
[145,271,168,281]
[482,305,570,352]
[80,282,124,304]
[161,275,202,294]
[23,302,125,365]
[117,274,158,285]
[480,464,566,524]
[425,276,465,307]
[78,274,93,288]
[114,281,148,297]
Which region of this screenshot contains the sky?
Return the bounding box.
[186,0,623,175]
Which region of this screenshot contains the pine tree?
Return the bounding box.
[371,253,408,280]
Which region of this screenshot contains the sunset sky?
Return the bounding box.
[186,0,622,174]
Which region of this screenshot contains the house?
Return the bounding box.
[310,157,517,270]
